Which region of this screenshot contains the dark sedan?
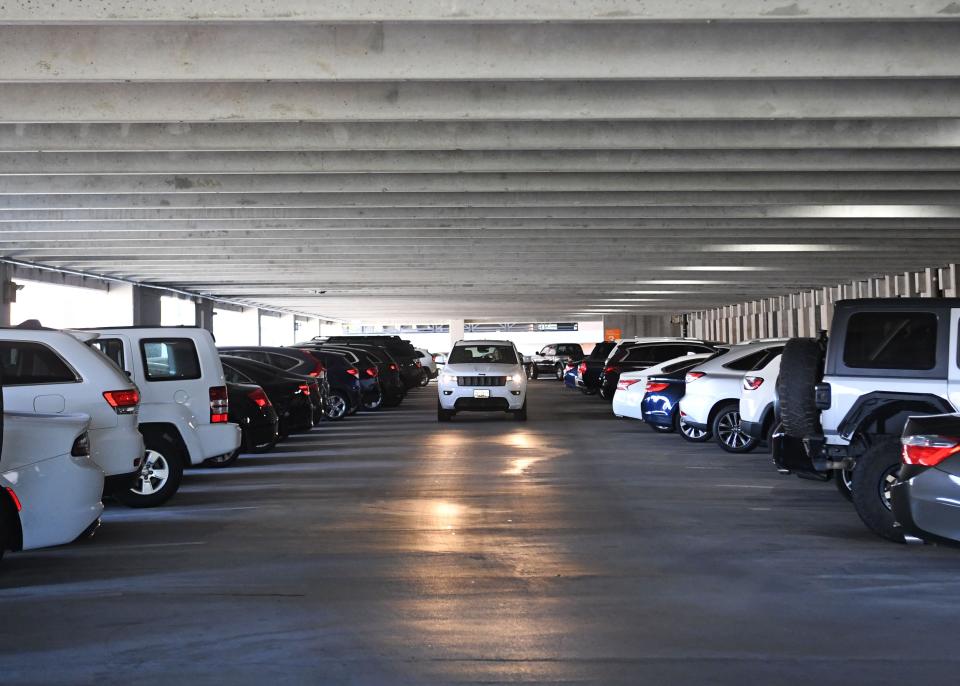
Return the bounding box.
[640,357,713,442]
[295,348,363,419]
[220,355,315,436]
[205,381,280,468]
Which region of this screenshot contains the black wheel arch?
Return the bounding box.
[0,488,23,552]
[138,423,189,459]
[838,391,954,442]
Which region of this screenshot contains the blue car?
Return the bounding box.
[640,358,712,442]
[564,361,579,390]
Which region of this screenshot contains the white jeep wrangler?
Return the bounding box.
[774,298,960,541]
[79,327,241,507]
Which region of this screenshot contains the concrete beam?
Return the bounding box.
[1,80,958,123]
[7,149,960,174]
[1,0,956,23]
[3,23,960,82]
[3,120,959,152]
[2,172,959,195]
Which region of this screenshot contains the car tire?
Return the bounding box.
[529,365,538,380]
[851,438,904,542]
[599,384,614,402]
[514,400,528,421]
[555,364,565,380]
[437,401,452,422]
[116,433,183,508]
[326,391,349,420]
[419,373,430,387]
[363,392,383,411]
[777,337,826,438]
[678,415,712,442]
[712,403,758,454]
[835,468,854,502]
[204,447,240,468]
[650,422,674,434]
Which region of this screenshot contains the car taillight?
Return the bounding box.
[415,360,422,368]
[901,435,960,467]
[685,372,706,383]
[345,367,359,377]
[298,383,311,396]
[616,379,642,391]
[103,389,140,415]
[365,367,378,377]
[248,387,271,408]
[604,365,619,374]
[71,432,91,457]
[578,362,587,374]
[389,363,398,371]
[645,382,670,393]
[209,385,229,423]
[5,487,21,512]
[743,376,764,391]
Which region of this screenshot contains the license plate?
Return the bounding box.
[473,389,490,399]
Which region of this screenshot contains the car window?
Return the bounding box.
[0,341,79,385]
[234,350,271,365]
[590,341,616,359]
[448,344,518,365]
[723,349,769,372]
[266,352,299,371]
[662,357,705,374]
[844,312,937,370]
[623,345,657,363]
[749,347,784,371]
[141,339,202,381]
[89,337,126,370]
[222,362,253,384]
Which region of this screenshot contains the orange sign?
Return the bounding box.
[604,328,621,341]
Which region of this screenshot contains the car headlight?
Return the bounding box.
[509,372,524,384]
[441,373,458,385]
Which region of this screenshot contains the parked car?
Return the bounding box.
[640,355,719,441]
[220,355,314,437]
[219,346,329,422]
[613,353,714,420]
[312,345,392,411]
[294,347,364,418]
[321,336,424,389]
[739,353,781,449]
[598,339,717,401]
[83,326,241,507]
[0,325,145,500]
[563,359,579,389]
[529,343,586,380]
[1,408,103,562]
[416,348,438,381]
[891,413,960,545]
[680,340,786,453]
[204,381,280,468]
[327,341,406,405]
[774,298,960,541]
[437,340,527,421]
[575,340,618,394]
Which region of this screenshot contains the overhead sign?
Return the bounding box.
[466,322,579,333]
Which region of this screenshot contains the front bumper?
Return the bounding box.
[438,385,525,411]
[891,467,960,545]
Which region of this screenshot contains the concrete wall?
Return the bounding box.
[602,314,681,340]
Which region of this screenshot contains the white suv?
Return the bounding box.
[680,340,787,453]
[0,326,145,499]
[1,411,104,561]
[437,340,527,421]
[739,353,782,447]
[81,327,241,507]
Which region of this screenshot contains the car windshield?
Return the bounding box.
[448,344,517,365]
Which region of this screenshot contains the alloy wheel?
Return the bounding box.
[717,411,750,450]
[879,464,899,511]
[327,394,348,419]
[680,418,708,440]
[132,450,170,496]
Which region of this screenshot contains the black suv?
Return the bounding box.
[528,343,586,380]
[321,336,424,390]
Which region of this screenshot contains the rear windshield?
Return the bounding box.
[589,341,616,359]
[448,344,518,365]
[662,357,705,374]
[141,339,201,381]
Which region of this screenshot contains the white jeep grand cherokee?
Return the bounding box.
[437,340,527,421]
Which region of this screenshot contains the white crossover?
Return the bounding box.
[739,353,781,444]
[437,340,527,421]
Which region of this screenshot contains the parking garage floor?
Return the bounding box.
[3,382,960,685]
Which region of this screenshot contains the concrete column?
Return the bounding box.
[132,285,162,326]
[944,264,960,298]
[195,298,215,332]
[921,268,938,297]
[448,318,464,351]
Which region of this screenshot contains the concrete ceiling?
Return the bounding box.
[1,1,959,322]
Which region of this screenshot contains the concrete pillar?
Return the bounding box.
[195,298,215,332]
[448,318,464,351]
[132,285,162,326]
[0,262,11,327]
[944,264,960,298]
[921,268,938,297]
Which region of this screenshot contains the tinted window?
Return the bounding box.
[844,312,937,370]
[222,362,253,384]
[724,350,770,372]
[0,341,78,385]
[662,357,705,374]
[89,338,125,370]
[590,341,616,359]
[231,350,271,365]
[623,345,658,363]
[141,339,201,381]
[266,352,300,371]
[448,344,518,365]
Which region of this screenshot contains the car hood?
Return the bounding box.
[445,362,519,375]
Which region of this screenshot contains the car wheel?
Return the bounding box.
[712,404,758,453]
[599,384,614,401]
[205,447,240,468]
[514,400,528,421]
[851,438,904,542]
[555,364,565,380]
[116,435,183,508]
[777,337,826,438]
[326,391,349,420]
[437,401,452,422]
[419,373,430,387]
[363,392,383,411]
[529,365,538,380]
[835,468,854,502]
[650,420,674,433]
[678,415,711,442]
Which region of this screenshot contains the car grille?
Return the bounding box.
[457,376,506,387]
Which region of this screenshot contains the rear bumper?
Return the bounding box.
[891,468,960,545]
[741,419,765,440]
[195,422,243,463]
[103,469,140,497]
[612,389,644,420]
